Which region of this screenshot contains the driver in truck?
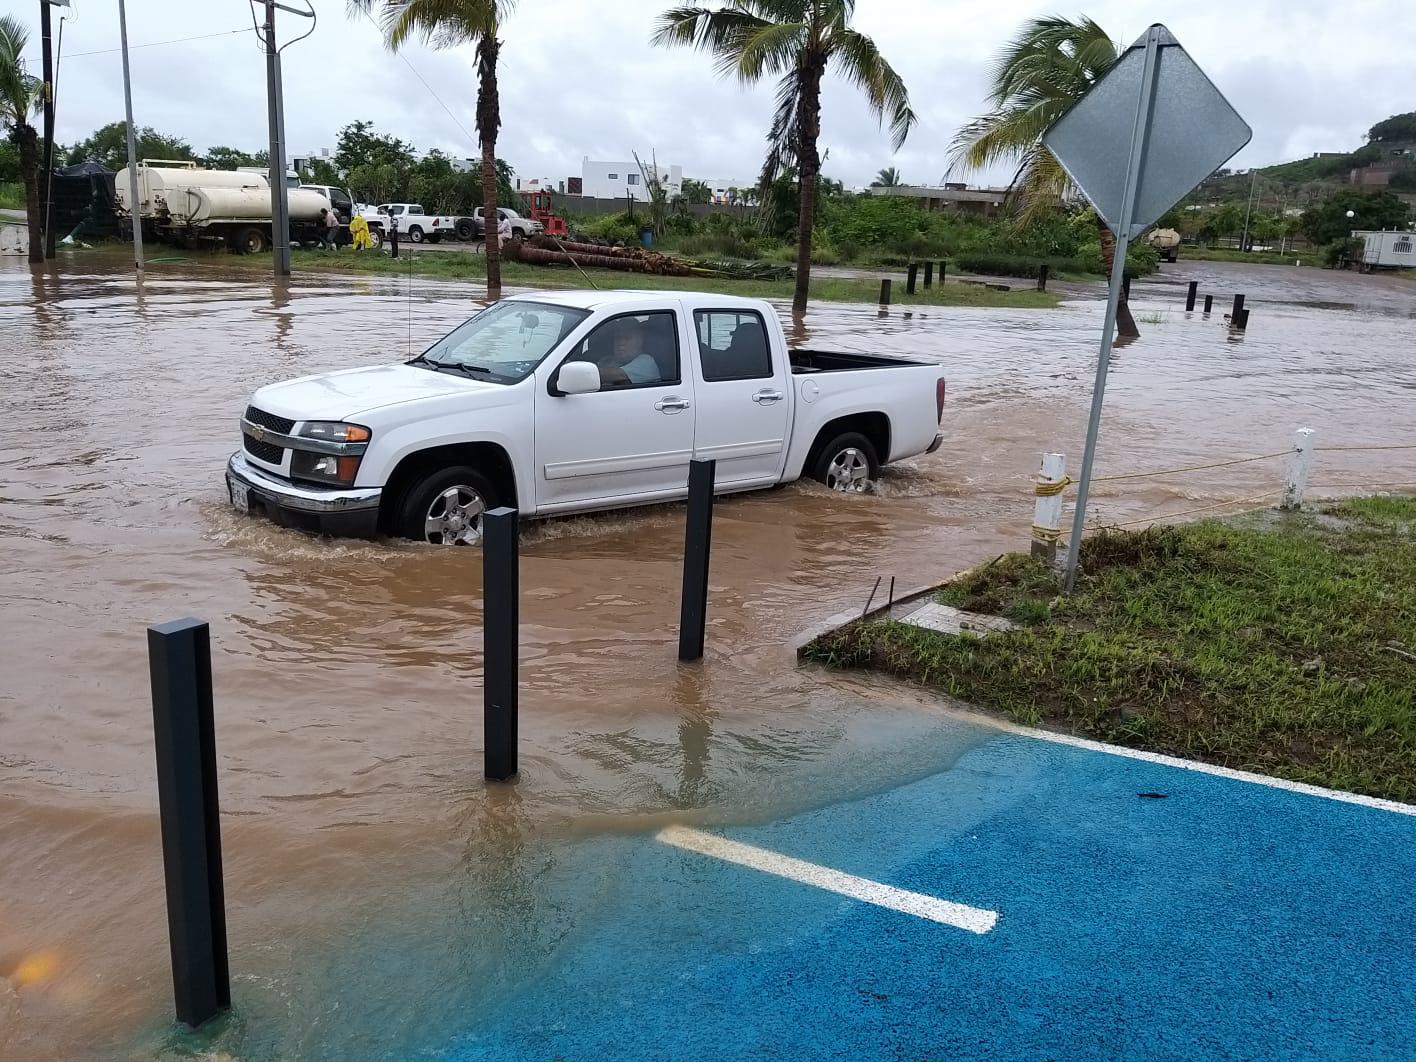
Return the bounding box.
[596,319,662,388]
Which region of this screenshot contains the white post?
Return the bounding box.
[1032,453,1068,565]
[1282,428,1315,510]
[117,0,144,273]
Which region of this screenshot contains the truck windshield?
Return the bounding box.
[414,301,590,383]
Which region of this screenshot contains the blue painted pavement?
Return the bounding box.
[437,733,1416,1060]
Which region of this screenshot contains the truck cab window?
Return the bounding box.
[570,313,680,391]
[694,310,772,381]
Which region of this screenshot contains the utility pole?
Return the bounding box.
[39,0,57,259]
[1240,168,1258,253]
[117,0,143,273]
[262,1,291,276]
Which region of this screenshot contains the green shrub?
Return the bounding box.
[0,182,23,210]
[952,252,1091,278]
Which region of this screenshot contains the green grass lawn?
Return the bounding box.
[804,497,1416,801]
[1180,247,1309,266]
[0,182,25,210]
[204,247,1060,309]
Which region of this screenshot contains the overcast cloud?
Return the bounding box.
[13,0,1412,188]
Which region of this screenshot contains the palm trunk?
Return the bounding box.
[16,126,43,265]
[792,59,825,316]
[476,33,502,298]
[1097,215,1138,337]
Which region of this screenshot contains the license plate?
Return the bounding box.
[229,479,250,512]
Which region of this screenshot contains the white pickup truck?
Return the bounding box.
[225,291,946,544]
[377,202,457,243]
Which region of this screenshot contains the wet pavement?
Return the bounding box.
[0,251,1413,1058]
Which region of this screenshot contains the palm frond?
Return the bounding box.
[830,28,915,150]
[723,19,806,82]
[0,15,40,129]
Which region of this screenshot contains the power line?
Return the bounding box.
[348,3,479,151]
[64,27,249,59]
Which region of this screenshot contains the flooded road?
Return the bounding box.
[1,252,1413,1057]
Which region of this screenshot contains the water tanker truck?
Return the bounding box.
[1147,227,1182,263]
[114,160,337,254]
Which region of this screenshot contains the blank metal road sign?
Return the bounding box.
[1042,24,1252,237]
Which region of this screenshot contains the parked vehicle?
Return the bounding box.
[114,160,332,253]
[225,291,947,544]
[1355,229,1416,271]
[376,203,457,243]
[469,206,545,241]
[1147,227,1181,263]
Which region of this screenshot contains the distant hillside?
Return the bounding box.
[1182,110,1416,210]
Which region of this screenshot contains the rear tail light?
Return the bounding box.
[936,377,947,423]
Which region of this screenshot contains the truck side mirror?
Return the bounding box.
[556,361,601,396]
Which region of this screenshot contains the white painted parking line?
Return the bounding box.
[657,825,998,934]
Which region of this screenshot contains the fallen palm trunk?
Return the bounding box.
[505,236,695,276]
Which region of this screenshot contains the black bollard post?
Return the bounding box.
[678,459,716,662]
[939,259,947,284]
[923,261,934,289]
[906,263,918,295]
[1234,307,1250,331]
[1231,293,1245,320]
[879,278,891,305]
[483,507,519,781]
[1037,263,1049,292]
[1185,280,1198,311]
[148,618,230,1031]
[1203,293,1213,313]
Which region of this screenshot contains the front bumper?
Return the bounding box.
[226,452,382,537]
[926,432,944,454]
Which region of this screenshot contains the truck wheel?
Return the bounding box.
[428,233,442,244]
[234,227,268,255]
[811,433,879,494]
[455,218,476,241]
[408,225,425,243]
[397,466,501,546]
[512,227,527,239]
[367,227,384,249]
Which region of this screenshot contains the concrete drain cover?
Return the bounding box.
[899,603,1018,637]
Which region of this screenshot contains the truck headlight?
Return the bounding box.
[291,450,362,487]
[298,422,371,443]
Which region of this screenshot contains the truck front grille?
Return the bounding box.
[244,435,284,465]
[245,405,295,435]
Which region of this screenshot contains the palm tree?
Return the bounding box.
[680,177,712,205]
[949,15,1139,335]
[351,1,513,296]
[874,165,901,187]
[654,1,914,315]
[0,16,42,264]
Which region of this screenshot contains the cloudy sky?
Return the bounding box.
[14,0,1411,188]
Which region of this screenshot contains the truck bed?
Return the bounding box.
[788,348,928,373]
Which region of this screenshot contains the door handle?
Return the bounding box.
[655,396,691,413]
[751,389,785,404]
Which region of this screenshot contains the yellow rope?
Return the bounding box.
[1086,491,1282,530]
[1092,449,1295,483]
[1033,476,1074,496]
[1031,524,1065,542]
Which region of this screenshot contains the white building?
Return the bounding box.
[580,157,682,201]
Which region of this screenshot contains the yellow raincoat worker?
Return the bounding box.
[349,213,373,251]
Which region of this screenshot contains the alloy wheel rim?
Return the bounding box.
[424,485,486,545]
[826,448,871,493]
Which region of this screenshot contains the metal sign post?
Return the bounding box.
[1042,24,1251,592]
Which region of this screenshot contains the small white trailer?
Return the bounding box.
[1356,229,1416,271]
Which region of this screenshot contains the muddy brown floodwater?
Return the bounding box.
[1,253,1413,1058]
